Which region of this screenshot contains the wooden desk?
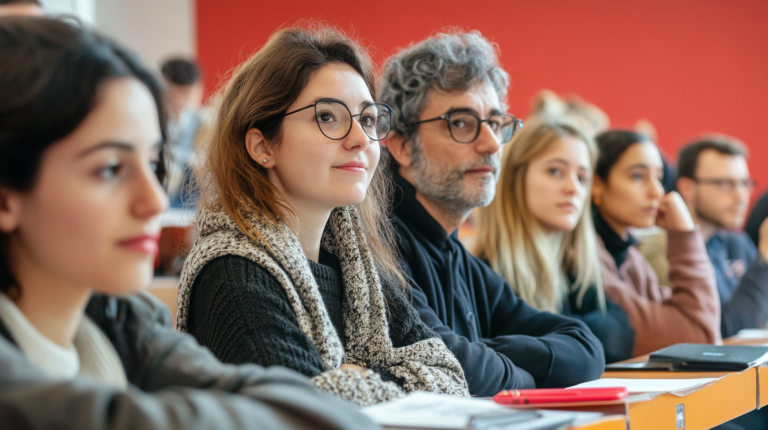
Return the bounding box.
[568,416,626,430]
[532,341,765,430]
[722,332,768,409]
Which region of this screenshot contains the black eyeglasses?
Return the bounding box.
[694,178,756,192]
[282,98,393,142]
[416,110,523,144]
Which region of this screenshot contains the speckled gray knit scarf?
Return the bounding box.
[176,206,468,406]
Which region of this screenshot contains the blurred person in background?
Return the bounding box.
[160,57,203,207]
[676,136,768,338]
[528,89,609,138]
[746,190,768,248]
[0,0,43,16]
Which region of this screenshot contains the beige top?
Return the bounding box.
[0,293,127,389]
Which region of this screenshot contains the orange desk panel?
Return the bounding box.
[568,416,626,430]
[621,368,757,430]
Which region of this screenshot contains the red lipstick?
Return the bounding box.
[118,232,161,254]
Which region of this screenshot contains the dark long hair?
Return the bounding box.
[0,16,167,296]
[594,130,653,181]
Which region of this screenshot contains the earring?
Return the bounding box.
[262,158,268,164]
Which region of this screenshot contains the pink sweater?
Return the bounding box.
[598,229,721,356]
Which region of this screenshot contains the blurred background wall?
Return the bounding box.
[38,0,768,199]
[194,0,768,199]
[40,0,195,73]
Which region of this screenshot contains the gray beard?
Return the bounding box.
[409,138,499,220]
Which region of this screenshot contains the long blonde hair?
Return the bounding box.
[195,25,406,289]
[474,119,603,313]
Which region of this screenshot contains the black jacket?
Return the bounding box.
[0,293,377,430]
[562,282,635,364]
[390,172,605,396]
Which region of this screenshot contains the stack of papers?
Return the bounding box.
[361,392,599,429]
[569,378,717,393]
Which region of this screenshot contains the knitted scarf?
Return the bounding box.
[176,206,468,406]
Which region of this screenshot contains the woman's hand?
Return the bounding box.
[655,192,695,232]
[340,363,366,373]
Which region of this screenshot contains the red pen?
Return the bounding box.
[493,387,628,405]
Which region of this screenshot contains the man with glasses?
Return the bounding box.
[676,136,768,338]
[379,31,604,397]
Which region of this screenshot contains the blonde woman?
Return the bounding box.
[475,120,634,363]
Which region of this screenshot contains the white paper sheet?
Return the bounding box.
[569,377,717,393]
[361,392,505,429]
[361,392,596,429]
[735,329,768,339]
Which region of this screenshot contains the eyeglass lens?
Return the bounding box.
[446,112,517,143]
[315,101,391,141]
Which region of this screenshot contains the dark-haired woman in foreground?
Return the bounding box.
[176,26,468,406]
[0,17,376,429]
[591,130,720,356]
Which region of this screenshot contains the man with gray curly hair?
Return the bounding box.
[381,31,605,396]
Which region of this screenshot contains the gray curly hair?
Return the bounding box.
[379,31,509,149]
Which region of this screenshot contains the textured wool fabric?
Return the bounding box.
[176,206,469,405]
[186,251,434,385]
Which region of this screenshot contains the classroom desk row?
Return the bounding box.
[551,333,768,430]
[146,278,763,430]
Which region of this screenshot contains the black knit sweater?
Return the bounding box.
[186,249,437,383]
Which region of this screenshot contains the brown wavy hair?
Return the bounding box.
[196,25,406,288]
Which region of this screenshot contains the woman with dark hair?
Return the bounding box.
[0,17,376,430]
[591,130,720,356]
[175,26,468,406]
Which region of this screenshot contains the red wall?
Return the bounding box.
[196,0,768,197]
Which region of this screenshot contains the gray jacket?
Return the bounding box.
[0,292,379,430]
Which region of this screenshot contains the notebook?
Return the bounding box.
[649,344,768,371]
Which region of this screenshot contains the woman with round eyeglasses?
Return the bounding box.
[0,17,377,430]
[175,26,469,406]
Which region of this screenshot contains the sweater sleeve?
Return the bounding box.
[720,254,768,337]
[601,229,721,356]
[408,284,535,396]
[394,222,602,396]
[478,268,605,389]
[186,255,403,405]
[0,295,377,430]
[565,288,635,364]
[188,256,328,376]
